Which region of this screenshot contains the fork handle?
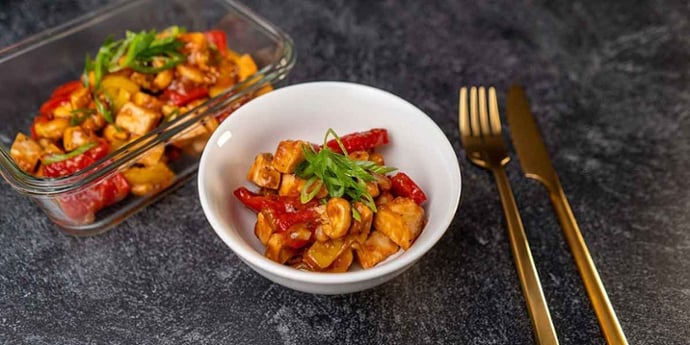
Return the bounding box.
[549,184,628,345]
[493,167,560,345]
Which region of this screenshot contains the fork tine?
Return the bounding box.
[488,87,501,134]
[469,86,480,137]
[459,87,470,140]
[478,87,490,136]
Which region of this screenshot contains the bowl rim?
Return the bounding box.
[198,81,462,285]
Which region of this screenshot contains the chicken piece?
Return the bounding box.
[354,231,400,269]
[369,152,385,166]
[323,249,354,273]
[122,162,175,196]
[80,112,107,132]
[278,174,301,197]
[272,140,308,174]
[129,72,154,90]
[304,238,349,269]
[365,181,380,198]
[246,153,281,190]
[176,64,204,84]
[152,69,173,90]
[375,191,395,208]
[278,174,328,198]
[374,173,392,191]
[178,32,208,53]
[115,102,162,136]
[52,102,74,118]
[349,202,374,243]
[133,92,163,111]
[136,143,165,166]
[254,209,277,245]
[62,126,95,151]
[348,150,369,161]
[33,118,69,140]
[170,116,217,148]
[373,197,425,250]
[10,133,42,173]
[313,225,329,243]
[70,86,91,110]
[265,232,298,264]
[37,138,63,155]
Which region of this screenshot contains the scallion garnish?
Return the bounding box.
[295,128,397,220]
[69,108,96,126]
[43,142,97,165]
[82,26,186,90]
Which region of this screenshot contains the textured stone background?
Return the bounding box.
[1,0,689,344]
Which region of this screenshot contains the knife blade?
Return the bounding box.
[506,85,629,345]
[505,86,559,190]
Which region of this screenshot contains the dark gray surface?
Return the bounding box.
[1,0,688,344]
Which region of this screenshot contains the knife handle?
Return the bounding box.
[492,168,559,345]
[549,184,628,345]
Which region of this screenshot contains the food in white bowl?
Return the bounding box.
[198,81,461,294]
[234,127,429,272]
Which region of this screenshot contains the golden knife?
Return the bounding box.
[506,85,628,345]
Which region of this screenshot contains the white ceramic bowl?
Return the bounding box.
[198,82,461,294]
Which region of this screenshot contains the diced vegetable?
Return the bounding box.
[304,238,349,269]
[323,249,353,273]
[122,162,175,196]
[325,128,389,154]
[236,54,258,81]
[204,30,228,56]
[42,139,130,223]
[163,87,208,107]
[390,172,427,205]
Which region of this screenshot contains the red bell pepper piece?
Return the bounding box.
[39,80,82,116]
[163,87,208,107]
[204,30,228,57]
[39,96,70,116]
[390,172,427,205]
[51,80,82,98]
[275,208,319,233]
[325,128,389,154]
[43,139,130,224]
[233,187,320,233]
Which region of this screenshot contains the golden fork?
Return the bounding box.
[459,86,559,345]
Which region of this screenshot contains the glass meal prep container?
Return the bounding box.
[0,0,295,235]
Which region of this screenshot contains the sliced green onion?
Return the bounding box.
[295,128,397,216]
[43,142,97,164]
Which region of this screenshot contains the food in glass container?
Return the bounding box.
[234,128,428,272]
[9,26,270,224]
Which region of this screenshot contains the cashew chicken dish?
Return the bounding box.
[9,26,267,224]
[234,128,429,272]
